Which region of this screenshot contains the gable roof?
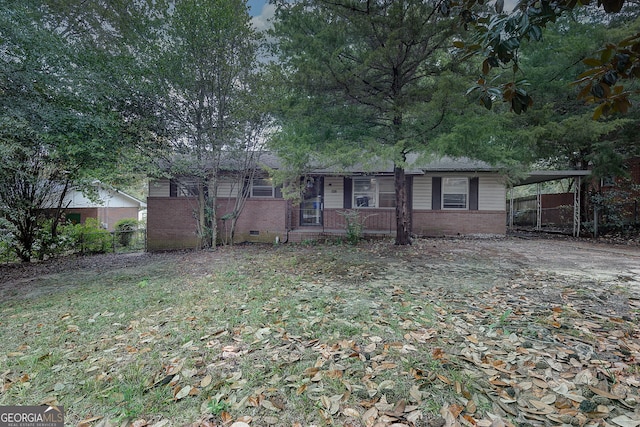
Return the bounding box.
[255,152,498,175]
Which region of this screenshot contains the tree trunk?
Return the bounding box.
[197,182,206,250]
[208,175,218,248]
[394,164,411,245]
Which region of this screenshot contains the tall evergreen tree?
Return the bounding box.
[270,0,475,245]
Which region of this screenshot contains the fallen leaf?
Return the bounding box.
[343,407,360,417]
[611,415,640,427]
[200,375,212,388]
[174,385,191,400]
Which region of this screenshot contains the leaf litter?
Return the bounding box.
[0,237,638,427]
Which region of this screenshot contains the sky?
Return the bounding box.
[247,0,275,31]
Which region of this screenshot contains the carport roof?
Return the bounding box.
[514,170,591,186]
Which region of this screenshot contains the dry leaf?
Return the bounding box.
[200,374,212,388]
[174,385,191,400]
[343,407,360,417]
[611,415,640,427]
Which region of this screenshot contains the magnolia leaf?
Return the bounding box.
[260,399,281,412]
[611,415,640,427]
[174,385,191,400]
[342,407,360,418]
[200,374,212,388]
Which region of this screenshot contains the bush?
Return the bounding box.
[33,219,76,260]
[69,218,112,254]
[114,218,139,247]
[338,209,366,245]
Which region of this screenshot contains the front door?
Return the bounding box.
[300,177,323,226]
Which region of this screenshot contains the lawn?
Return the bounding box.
[1,238,639,427]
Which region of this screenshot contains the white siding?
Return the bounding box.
[324,177,344,209]
[479,175,506,211]
[149,179,170,197]
[63,187,141,208]
[217,180,239,198]
[412,176,432,209]
[414,173,506,211]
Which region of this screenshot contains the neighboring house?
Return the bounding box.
[146,154,507,250]
[62,182,147,231]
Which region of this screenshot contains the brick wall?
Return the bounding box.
[413,210,506,236]
[148,197,290,249]
[220,198,288,243]
[98,207,139,231]
[147,198,199,250]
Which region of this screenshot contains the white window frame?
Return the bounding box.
[442,177,469,210]
[251,178,275,198]
[353,176,395,208]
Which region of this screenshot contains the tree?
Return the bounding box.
[0,1,162,261]
[456,0,640,117]
[270,0,477,245]
[150,0,267,249]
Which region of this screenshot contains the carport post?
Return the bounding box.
[536,183,542,231]
[508,187,514,230]
[573,176,581,237]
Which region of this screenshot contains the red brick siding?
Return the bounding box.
[97,207,139,231]
[147,197,199,250]
[148,197,289,249]
[218,198,288,243]
[412,210,506,236]
[148,198,506,249]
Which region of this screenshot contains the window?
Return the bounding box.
[442,177,468,209]
[251,178,275,197]
[170,178,202,197]
[353,177,395,208]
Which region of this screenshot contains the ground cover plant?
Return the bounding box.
[0,237,639,427]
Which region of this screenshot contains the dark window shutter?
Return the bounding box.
[469,177,479,210]
[432,177,441,210]
[170,179,177,197]
[275,185,283,198]
[343,177,352,208]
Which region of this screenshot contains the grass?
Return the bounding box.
[0,247,465,425]
[1,240,638,426]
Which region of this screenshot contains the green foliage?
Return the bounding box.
[586,180,640,235]
[145,0,267,249]
[337,210,367,245]
[0,2,163,261]
[207,398,231,416]
[68,219,112,255]
[114,218,140,247]
[270,0,482,245]
[458,0,640,117]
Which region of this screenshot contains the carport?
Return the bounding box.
[508,170,592,237]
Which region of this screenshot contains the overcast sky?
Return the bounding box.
[248,0,275,31]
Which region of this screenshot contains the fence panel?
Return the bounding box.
[112,228,146,253]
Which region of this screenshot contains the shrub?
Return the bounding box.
[338,209,367,245]
[114,218,139,247]
[70,218,112,254]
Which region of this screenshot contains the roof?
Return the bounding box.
[514,170,591,186]
[264,153,499,175]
